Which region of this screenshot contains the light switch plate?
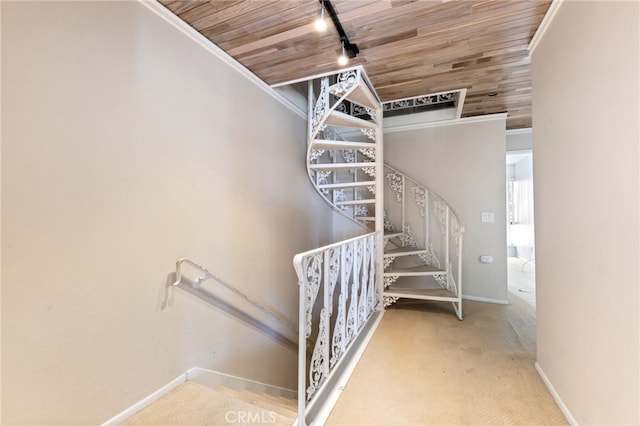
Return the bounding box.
[481,212,495,223]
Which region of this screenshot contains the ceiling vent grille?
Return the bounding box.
[382,90,465,118]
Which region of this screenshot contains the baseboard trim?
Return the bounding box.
[101,373,187,425]
[534,362,577,425]
[462,295,509,305]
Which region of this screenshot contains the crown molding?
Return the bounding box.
[528,0,565,55]
[137,0,305,119]
[506,128,532,136]
[384,113,508,134]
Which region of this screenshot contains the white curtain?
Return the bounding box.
[511,178,535,260]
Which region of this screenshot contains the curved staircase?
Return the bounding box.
[294,66,464,425]
[304,68,464,320]
[382,165,464,320]
[307,69,382,227]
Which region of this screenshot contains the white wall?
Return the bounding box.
[1,2,333,424]
[506,130,532,151]
[385,117,508,303]
[532,1,639,424]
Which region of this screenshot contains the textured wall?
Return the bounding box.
[532,1,639,424]
[385,117,508,303]
[1,1,332,424]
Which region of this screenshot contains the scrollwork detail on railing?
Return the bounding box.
[345,244,354,281]
[410,186,427,217]
[383,256,395,269]
[355,205,369,217]
[334,190,347,211]
[433,264,455,294]
[362,166,376,178]
[310,149,325,162]
[367,185,376,194]
[399,224,417,248]
[366,107,376,122]
[359,148,376,160]
[386,171,403,202]
[322,126,339,141]
[333,69,359,95]
[312,78,330,135]
[346,240,363,341]
[330,293,346,368]
[334,102,348,114]
[384,275,399,290]
[358,259,368,328]
[304,254,323,338]
[383,212,394,232]
[451,216,465,253]
[343,149,356,163]
[360,128,376,141]
[328,248,340,316]
[307,308,329,400]
[368,236,377,311]
[383,296,399,308]
[434,200,447,235]
[419,240,441,269]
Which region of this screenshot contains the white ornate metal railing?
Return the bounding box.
[293,232,381,425]
[383,164,464,319]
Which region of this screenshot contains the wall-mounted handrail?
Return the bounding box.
[173,258,298,345]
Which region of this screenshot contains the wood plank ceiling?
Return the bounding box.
[160,0,552,129]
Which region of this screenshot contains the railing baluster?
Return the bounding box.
[424,190,429,253]
[401,175,406,245]
[297,274,306,425]
[445,206,450,273]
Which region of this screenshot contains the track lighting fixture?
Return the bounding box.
[337,42,348,66]
[315,0,359,64]
[314,1,327,32]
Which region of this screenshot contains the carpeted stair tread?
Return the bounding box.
[258,392,298,411]
[122,381,295,425]
[215,386,297,418]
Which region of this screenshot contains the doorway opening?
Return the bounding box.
[506,150,535,307]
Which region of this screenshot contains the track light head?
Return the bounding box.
[314,2,327,32]
[338,45,349,67]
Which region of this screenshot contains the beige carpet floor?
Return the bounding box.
[326,259,566,425]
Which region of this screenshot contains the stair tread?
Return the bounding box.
[325,110,377,129]
[312,139,376,150]
[318,181,375,189]
[384,231,403,238]
[384,246,430,257]
[355,216,375,221]
[330,80,379,111]
[384,265,445,276]
[214,386,297,418]
[310,162,375,171]
[335,199,375,205]
[384,286,457,301]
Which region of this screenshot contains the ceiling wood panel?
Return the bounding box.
[160,0,552,129]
